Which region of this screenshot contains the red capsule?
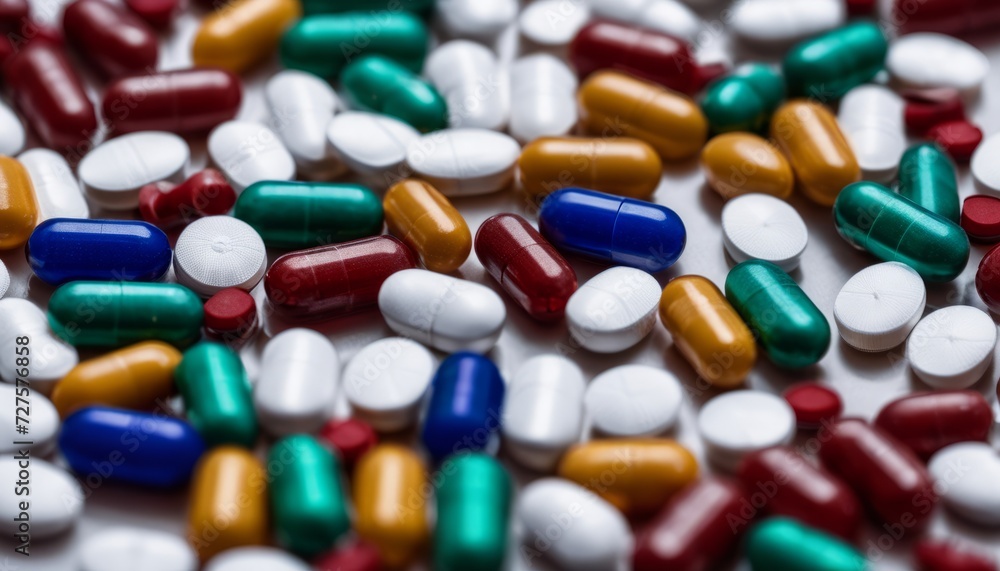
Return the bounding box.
[846,0,874,15]
[928,120,983,163]
[102,68,243,135]
[915,539,997,571]
[975,244,1000,314]
[138,169,237,228]
[902,88,965,136]
[782,383,842,429]
[318,418,378,469]
[0,0,28,33]
[203,288,258,345]
[893,0,1000,36]
[874,391,992,461]
[313,540,383,571]
[962,195,1000,243]
[123,0,180,29]
[62,0,158,79]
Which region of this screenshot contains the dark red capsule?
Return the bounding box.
[138,169,237,228]
[975,243,1000,314]
[893,0,1000,36]
[123,0,180,29]
[0,0,28,34]
[915,538,997,571]
[846,0,874,15]
[782,382,842,429]
[62,0,158,79]
[313,540,382,571]
[902,88,965,136]
[961,195,1000,242]
[928,120,983,163]
[874,391,992,461]
[203,288,258,344]
[318,418,378,469]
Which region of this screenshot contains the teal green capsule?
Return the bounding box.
[898,143,959,223]
[302,0,433,15]
[725,260,830,369]
[834,181,970,282]
[783,22,887,99]
[174,342,256,448]
[48,281,203,347]
[270,435,351,558]
[280,12,428,79]
[235,181,383,249]
[342,55,448,132]
[434,454,511,571]
[701,63,784,134]
[747,518,866,571]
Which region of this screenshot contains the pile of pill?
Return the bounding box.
[3,0,1000,569]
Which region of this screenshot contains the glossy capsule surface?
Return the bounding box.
[62,0,158,78]
[895,0,1000,36]
[518,137,663,199]
[783,22,888,98]
[747,518,866,571]
[192,0,301,73]
[383,179,471,273]
[188,447,268,561]
[898,142,960,223]
[873,390,992,461]
[0,156,37,249]
[139,169,237,228]
[701,133,794,200]
[434,454,511,571]
[701,63,785,134]
[341,55,447,133]
[174,342,256,448]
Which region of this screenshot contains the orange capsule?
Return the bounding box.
[188,447,268,562]
[518,137,663,199]
[192,0,301,73]
[0,156,38,249]
[383,179,471,273]
[700,133,794,200]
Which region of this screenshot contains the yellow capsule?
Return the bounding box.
[188,447,268,562]
[577,70,708,161]
[192,0,301,73]
[383,179,471,273]
[0,156,38,249]
[700,133,795,200]
[770,99,860,206]
[557,439,698,517]
[518,137,663,199]
[659,275,757,388]
[353,444,429,567]
[51,341,181,417]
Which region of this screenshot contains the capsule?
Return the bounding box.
[265,235,418,318]
[59,406,205,487]
[383,179,471,273]
[124,0,179,28]
[174,342,256,448]
[235,181,383,249]
[747,518,866,571]
[659,275,757,388]
[783,22,888,98]
[62,0,158,79]
[700,133,794,200]
[0,156,37,249]
[188,447,268,561]
[302,0,432,14]
[341,55,447,133]
[833,181,970,281]
[873,391,992,461]
[578,71,708,161]
[518,137,662,199]
[139,169,237,229]
[475,213,577,322]
[701,63,785,134]
[892,0,1000,36]
[557,439,699,517]
[898,142,960,223]
[539,188,686,273]
[192,0,301,73]
[771,99,860,206]
[725,260,830,368]
[51,341,181,417]
[434,454,511,571]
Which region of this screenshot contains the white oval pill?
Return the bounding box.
[837,84,906,182]
[208,121,295,193]
[929,442,1000,526]
[971,132,1000,195]
[79,131,188,210]
[585,364,682,437]
[0,100,24,156]
[907,305,996,389]
[519,0,590,46]
[80,527,198,571]
[342,337,435,432]
[435,0,518,39]
[406,129,520,196]
[0,456,82,539]
[255,328,339,436]
[327,111,420,178]
[378,268,506,353]
[721,193,808,271]
[265,70,344,180]
[0,298,78,393]
[0,384,58,455]
[730,0,844,46]
[204,547,311,571]
[588,0,701,41]
[697,390,795,472]
[173,216,267,298]
[565,267,661,353]
[509,54,578,144]
[0,260,8,298]
[834,262,926,352]
[18,148,89,221]
[887,33,990,93]
[425,40,508,131]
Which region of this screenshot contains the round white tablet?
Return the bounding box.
[0,457,82,539]
[0,100,25,156]
[929,442,1000,526]
[697,390,795,472]
[327,111,420,177]
[837,84,906,182]
[406,129,520,196]
[907,305,997,389]
[972,132,1000,195]
[342,337,435,432]
[79,131,188,210]
[208,121,295,193]
[584,364,683,437]
[0,259,8,299]
[0,384,58,455]
[435,0,518,39]
[80,528,197,571]
[730,0,844,46]
[519,0,590,46]
[19,148,89,221]
[173,216,267,298]
[566,267,661,353]
[887,33,990,93]
[721,193,808,271]
[204,547,310,571]
[588,0,701,42]
[834,262,926,352]
[264,70,344,180]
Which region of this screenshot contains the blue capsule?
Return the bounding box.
[59,406,206,488]
[421,352,505,462]
[538,188,686,273]
[27,218,172,285]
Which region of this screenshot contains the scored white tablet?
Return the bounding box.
[721,193,808,271]
[834,262,926,352]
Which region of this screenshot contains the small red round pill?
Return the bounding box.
[975,244,1000,314]
[928,120,983,163]
[204,287,257,333]
[123,0,180,29]
[782,382,842,429]
[902,88,965,136]
[961,195,1000,242]
[313,540,382,571]
[319,418,378,467]
[915,539,997,571]
[138,169,236,228]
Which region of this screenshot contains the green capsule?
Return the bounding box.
[302,0,433,15]
[48,281,203,347]
[174,342,256,448]
[898,143,959,223]
[783,22,887,99]
[834,181,970,282]
[748,518,866,571]
[725,260,830,369]
[434,454,511,571]
[701,63,784,134]
[235,181,383,249]
[280,12,428,79]
[270,435,351,558]
[342,55,448,132]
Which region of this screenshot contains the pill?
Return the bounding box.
[963,195,1000,242]
[204,288,258,345]
[929,442,1000,526]
[172,216,266,298]
[0,298,78,391]
[783,22,888,99]
[833,262,926,352]
[354,444,429,566]
[837,84,906,182]
[518,137,662,199]
[175,342,256,447]
[875,390,992,461]
[383,179,470,274]
[0,261,7,298]
[434,454,511,571]
[519,0,589,46]
[435,0,517,39]
[972,132,1000,194]
[577,71,708,160]
[782,382,843,429]
[188,447,268,561]
[0,99,24,156]
[18,148,88,221]
[425,40,508,131]
[929,119,983,163]
[0,456,82,539]
[978,245,1000,313]
[730,0,844,46]
[62,0,158,79]
[888,33,989,93]
[475,213,577,322]
[192,0,300,73]
[698,390,795,472]
[264,70,342,178]
[834,181,970,281]
[301,0,432,14]
[80,131,189,210]
[565,267,660,353]
[915,539,998,571]
[124,0,180,28]
[318,418,378,468]
[265,235,418,318]
[588,0,700,41]
[701,63,784,135]
[746,518,865,571]
[0,156,36,249]
[893,0,1000,36]
[584,364,682,436]
[518,479,632,571]
[342,337,434,432]
[903,87,966,135]
[60,406,205,486]
[341,55,447,133]
[721,193,808,271]
[0,0,26,33]
[103,68,242,136]
[204,548,310,571]
[406,129,519,196]
[907,305,996,389]
[700,133,793,200]
[79,528,197,571]
[898,143,960,223]
[509,53,577,144]
[139,169,237,229]
[313,542,382,571]
[326,111,420,178]
[256,329,338,436]
[208,121,295,193]
[0,384,57,455]
[421,352,505,462]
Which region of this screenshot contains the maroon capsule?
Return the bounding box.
[313,540,382,571]
[102,68,243,135]
[915,538,998,571]
[474,213,577,322]
[123,0,180,29]
[976,243,1000,313]
[902,88,965,136]
[893,0,1000,36]
[0,0,28,33]
[62,0,158,79]
[874,391,992,461]
[318,418,378,469]
[203,288,258,346]
[962,195,1000,243]
[138,169,237,228]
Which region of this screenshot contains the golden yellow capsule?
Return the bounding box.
[770,99,860,206]
[700,133,795,200]
[0,156,38,249]
[188,447,268,562]
[383,179,471,273]
[192,0,301,73]
[577,70,708,161]
[51,341,181,417]
[353,444,430,567]
[557,439,698,516]
[518,137,663,199]
[659,275,757,388]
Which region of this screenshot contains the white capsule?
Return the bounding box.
[425,40,508,131]
[834,262,926,352]
[378,269,506,353]
[342,337,435,432]
[173,216,267,298]
[565,267,660,354]
[519,0,590,47]
[730,0,845,47]
[204,547,311,571]
[80,527,198,571]
[79,131,188,210]
[907,305,996,390]
[435,0,518,39]
[585,364,682,437]
[509,54,578,144]
[721,193,808,271]
[18,148,89,221]
[406,129,520,196]
[837,85,906,182]
[888,33,989,94]
[0,260,8,298]
[327,111,420,181]
[255,328,339,436]
[0,99,24,156]
[697,390,795,472]
[587,0,700,41]
[0,456,82,539]
[264,70,345,179]
[971,132,1000,195]
[208,121,295,193]
[0,384,58,455]
[0,298,78,393]
[929,442,1000,527]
